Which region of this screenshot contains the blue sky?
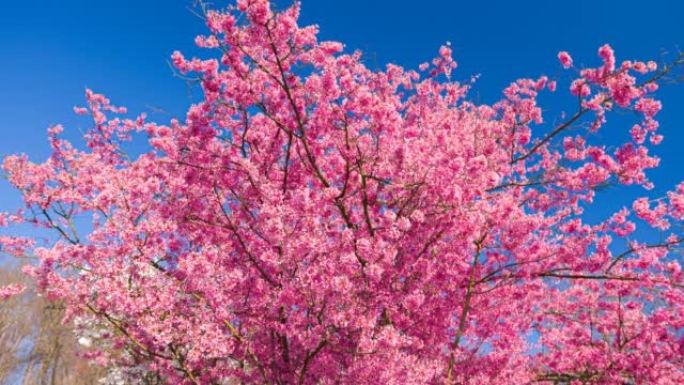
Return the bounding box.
[0,0,682,220]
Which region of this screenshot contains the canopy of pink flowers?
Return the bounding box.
[2,1,683,384]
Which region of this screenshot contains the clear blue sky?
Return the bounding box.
[0,0,682,219]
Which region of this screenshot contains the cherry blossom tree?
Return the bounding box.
[2,0,684,384]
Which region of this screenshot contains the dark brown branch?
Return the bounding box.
[297,338,327,385]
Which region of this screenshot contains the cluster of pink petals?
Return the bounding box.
[0,283,25,300]
[633,197,669,229]
[558,51,573,68]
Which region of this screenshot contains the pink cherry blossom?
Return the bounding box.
[0,283,24,300]
[558,50,573,68]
